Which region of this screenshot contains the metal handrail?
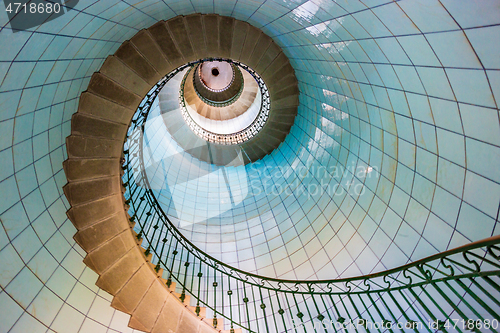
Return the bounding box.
[123,66,500,333]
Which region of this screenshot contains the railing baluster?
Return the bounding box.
[456,278,500,321]
[377,291,405,333]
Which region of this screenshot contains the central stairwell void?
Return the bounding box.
[63,12,500,333]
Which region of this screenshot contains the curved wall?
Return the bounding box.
[145,0,500,281]
[0,0,499,332]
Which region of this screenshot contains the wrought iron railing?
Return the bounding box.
[123,67,500,333]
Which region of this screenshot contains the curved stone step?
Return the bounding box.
[254,41,281,75]
[148,21,185,68]
[203,15,219,57]
[230,20,249,61]
[115,41,162,85]
[66,194,124,229]
[239,25,263,65]
[66,135,123,159]
[71,113,128,141]
[63,176,121,206]
[219,16,235,59]
[73,213,130,253]
[167,16,195,61]
[128,278,171,331]
[82,229,137,274]
[87,72,142,109]
[95,247,145,295]
[248,35,272,69]
[184,15,207,59]
[78,92,135,125]
[99,56,152,97]
[111,264,157,314]
[130,30,172,75]
[63,158,119,182]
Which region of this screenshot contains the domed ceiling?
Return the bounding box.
[0,0,499,332]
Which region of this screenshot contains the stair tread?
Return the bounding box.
[99,56,151,97]
[130,29,172,75]
[148,21,184,68]
[129,279,170,331]
[116,42,161,85]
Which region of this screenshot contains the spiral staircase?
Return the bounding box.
[1,2,499,333]
[63,14,298,332]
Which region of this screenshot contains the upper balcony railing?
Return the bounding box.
[122,66,500,333]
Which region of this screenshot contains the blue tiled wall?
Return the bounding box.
[0,0,499,332]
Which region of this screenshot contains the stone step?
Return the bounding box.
[248,34,272,70]
[130,29,172,75]
[241,145,260,162]
[219,16,235,59]
[166,16,195,61]
[268,109,297,121]
[269,74,298,96]
[128,279,171,332]
[99,55,151,97]
[257,132,284,149]
[66,135,123,159]
[255,41,281,75]
[63,158,120,182]
[96,248,145,295]
[272,90,300,108]
[184,14,207,59]
[63,176,122,207]
[78,92,135,125]
[87,72,142,109]
[239,24,263,65]
[231,20,249,60]
[203,15,219,57]
[66,194,124,229]
[111,264,157,314]
[266,67,295,91]
[71,113,128,141]
[83,229,137,274]
[115,40,161,85]
[73,213,129,253]
[148,21,185,69]
[150,294,200,333]
[261,52,290,78]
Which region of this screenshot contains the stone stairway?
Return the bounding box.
[184,66,258,121]
[64,14,298,333]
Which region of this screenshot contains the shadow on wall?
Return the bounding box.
[4,0,79,32]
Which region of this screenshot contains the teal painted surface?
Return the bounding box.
[0,0,499,331]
